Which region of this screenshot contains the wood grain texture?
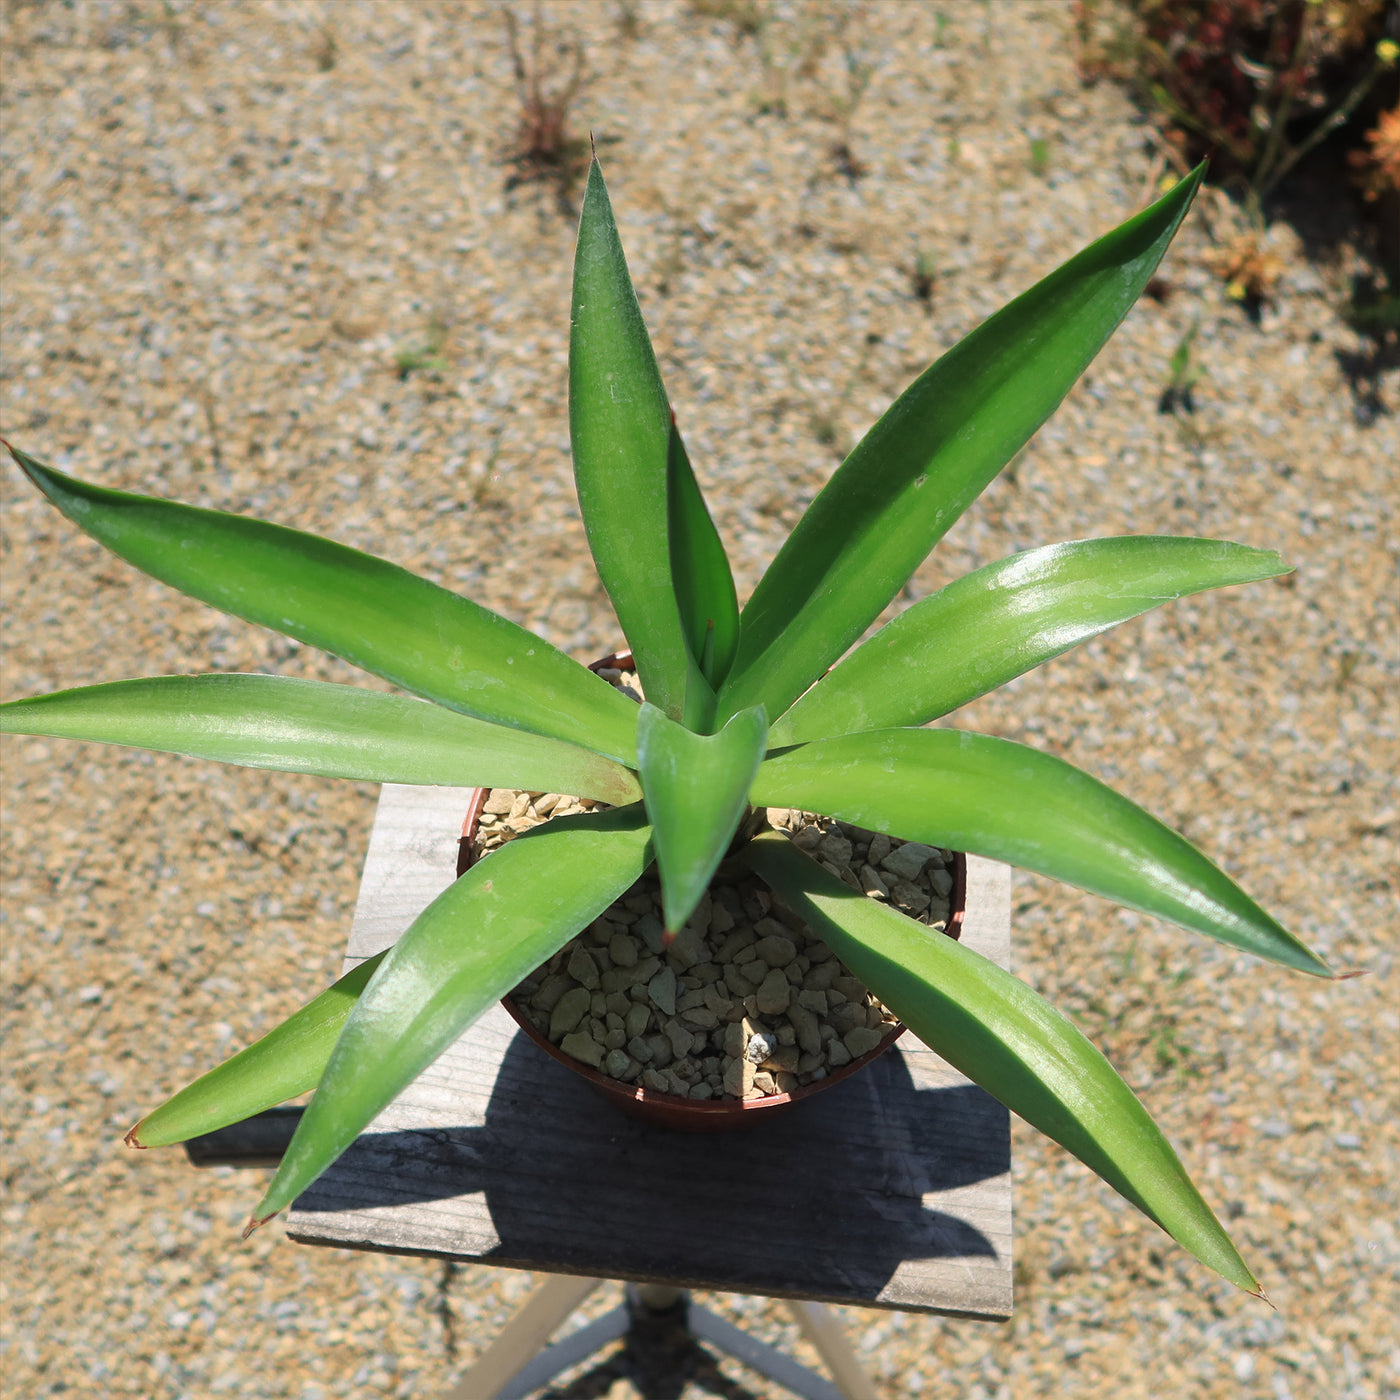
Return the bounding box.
[288,784,1014,1320]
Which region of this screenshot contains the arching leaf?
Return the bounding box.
[744,833,1260,1294]
[770,536,1288,744]
[7,443,638,763]
[249,805,653,1230]
[570,162,711,726]
[718,167,1206,726]
[751,727,1331,976]
[0,674,640,804]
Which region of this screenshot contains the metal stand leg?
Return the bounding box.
[441,1274,606,1400]
[788,1301,882,1400]
[443,1274,881,1400]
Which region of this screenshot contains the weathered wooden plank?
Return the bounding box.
[288,784,1014,1320]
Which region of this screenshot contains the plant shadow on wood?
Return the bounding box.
[291,1027,1006,1299]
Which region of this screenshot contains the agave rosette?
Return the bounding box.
[1,160,1336,1294]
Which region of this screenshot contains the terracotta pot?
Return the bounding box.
[457,649,968,1132]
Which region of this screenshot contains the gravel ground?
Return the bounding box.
[1,3,1396,1398]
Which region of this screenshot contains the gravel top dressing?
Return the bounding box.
[489,798,950,1101]
[1,3,1395,1398]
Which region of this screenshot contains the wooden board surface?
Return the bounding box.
[287,785,1014,1320]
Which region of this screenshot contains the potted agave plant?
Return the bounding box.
[0,159,1339,1297]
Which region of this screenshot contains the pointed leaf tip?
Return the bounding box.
[241,1214,273,1241]
[123,1125,146,1150]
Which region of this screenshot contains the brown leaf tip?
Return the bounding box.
[241,1213,274,1241]
[123,1124,146,1150]
[3,439,40,484]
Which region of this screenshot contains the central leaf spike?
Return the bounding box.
[635,701,768,934]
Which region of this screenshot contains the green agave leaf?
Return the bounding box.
[751,727,1332,977]
[570,161,711,726]
[668,422,740,696]
[636,701,767,933]
[718,166,1205,726]
[0,674,641,805]
[5,443,638,764]
[249,804,653,1229]
[770,536,1288,744]
[742,834,1260,1294]
[128,951,386,1149]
